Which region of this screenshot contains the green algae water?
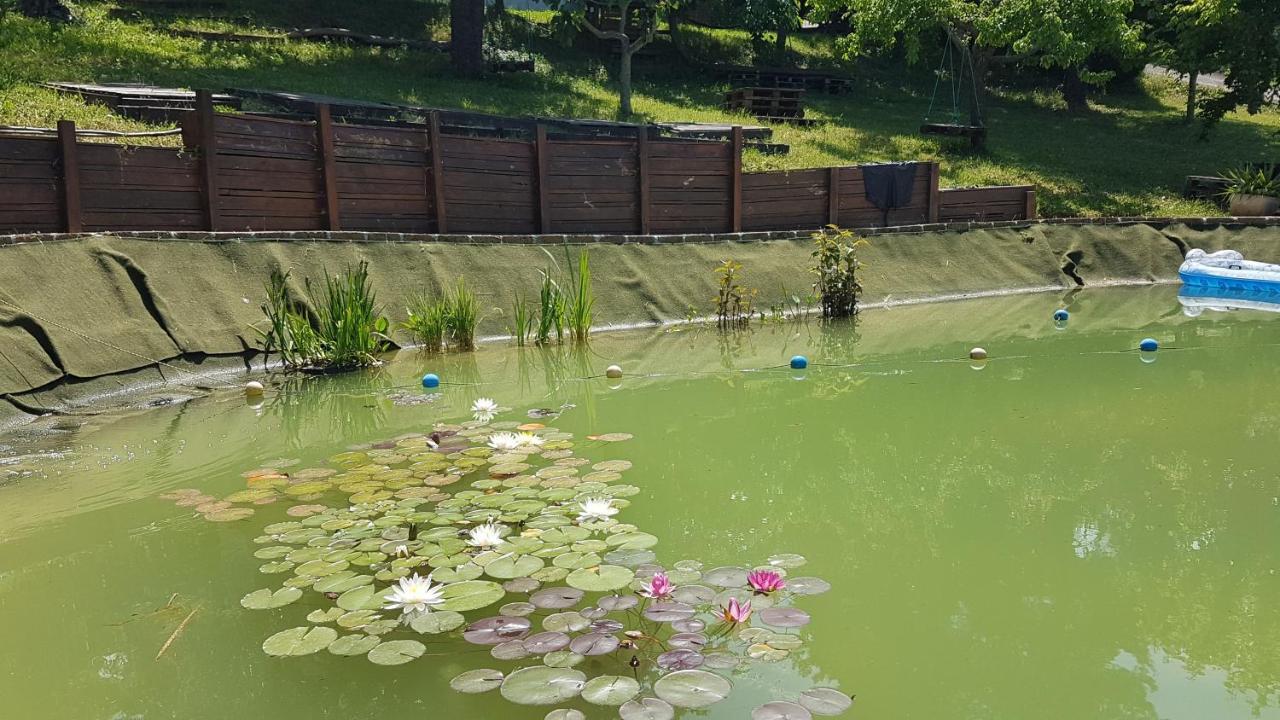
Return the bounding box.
[1,285,1279,719]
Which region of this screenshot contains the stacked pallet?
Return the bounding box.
[723,87,815,126]
[43,83,240,124]
[722,66,853,95]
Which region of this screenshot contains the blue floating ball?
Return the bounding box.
[1139,338,1159,352]
[1053,309,1069,322]
[422,373,440,388]
[790,355,808,370]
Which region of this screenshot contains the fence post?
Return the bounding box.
[730,126,743,233]
[315,104,341,231]
[827,167,840,227]
[927,161,940,223]
[428,111,448,234]
[535,125,552,234]
[195,90,221,231]
[56,120,82,233]
[1024,189,1037,219]
[636,124,651,235]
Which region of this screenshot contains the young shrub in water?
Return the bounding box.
[714,259,757,329]
[402,292,449,353]
[565,250,595,343]
[534,267,566,345]
[444,278,479,351]
[811,227,868,318]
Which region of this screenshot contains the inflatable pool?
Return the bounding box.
[1179,248,1280,294]
[1178,285,1280,316]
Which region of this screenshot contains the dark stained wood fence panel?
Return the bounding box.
[0,138,61,233]
[648,141,732,234]
[332,122,434,232]
[212,114,324,230]
[833,165,933,228]
[938,186,1035,222]
[741,168,828,231]
[547,139,639,234]
[440,135,537,233]
[79,144,203,231]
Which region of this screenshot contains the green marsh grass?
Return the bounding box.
[535,268,567,346]
[256,262,389,370]
[401,292,450,353]
[565,250,595,343]
[444,278,479,351]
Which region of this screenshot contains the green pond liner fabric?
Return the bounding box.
[1,223,1278,424]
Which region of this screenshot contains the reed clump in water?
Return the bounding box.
[257,261,390,371]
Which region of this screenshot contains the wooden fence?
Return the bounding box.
[0,92,1036,236]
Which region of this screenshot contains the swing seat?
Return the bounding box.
[920,122,986,148]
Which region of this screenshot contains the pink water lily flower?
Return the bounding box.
[716,597,752,624]
[747,569,786,594]
[639,572,673,599]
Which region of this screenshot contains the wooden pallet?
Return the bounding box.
[44,82,240,123]
[721,66,853,95]
[724,87,806,120]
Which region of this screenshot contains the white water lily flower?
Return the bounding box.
[472,398,499,420]
[393,544,410,558]
[577,497,619,523]
[488,432,522,451]
[516,432,545,448]
[466,521,506,548]
[383,573,444,616]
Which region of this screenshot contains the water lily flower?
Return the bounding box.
[639,571,673,599]
[466,521,505,548]
[393,544,410,558]
[716,597,752,625]
[383,573,444,616]
[577,497,619,523]
[472,398,499,420]
[488,432,522,451]
[516,432,545,448]
[747,569,786,594]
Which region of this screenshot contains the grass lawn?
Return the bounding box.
[2,1,1277,217]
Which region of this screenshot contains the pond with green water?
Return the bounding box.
[1,285,1278,720]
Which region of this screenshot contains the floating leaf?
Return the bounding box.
[598,594,639,612]
[503,577,541,594]
[450,669,505,694]
[500,601,537,616]
[703,567,749,587]
[786,577,831,596]
[542,649,586,668]
[499,667,587,705]
[259,561,295,574]
[767,553,807,569]
[643,602,695,623]
[657,649,705,670]
[603,548,656,567]
[409,610,465,634]
[747,643,790,662]
[463,616,532,645]
[337,584,385,611]
[760,607,811,628]
[492,640,533,660]
[566,565,634,592]
[314,573,372,594]
[485,554,546,580]
[544,710,585,720]
[307,607,344,623]
[241,587,302,610]
[205,507,255,522]
[653,670,732,709]
[368,639,426,666]
[523,631,571,653]
[592,460,632,473]
[702,652,740,670]
[568,632,619,656]
[752,701,813,720]
[620,697,675,720]
[581,675,641,706]
[436,580,505,612]
[529,587,584,609]
[798,688,854,716]
[543,612,590,633]
[262,626,337,657]
[671,585,716,604]
[669,632,707,650]
[328,634,381,656]
[671,618,707,633]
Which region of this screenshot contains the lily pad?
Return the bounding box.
[767,553,807,569]
[328,634,381,656]
[786,577,831,596]
[653,669,732,709]
[463,616,532,645]
[336,584,385,611]
[643,602,695,623]
[492,640,533,660]
[205,507,256,522]
[542,649,586,668]
[503,577,541,594]
[566,565,634,592]
[450,668,505,694]
[581,675,641,706]
[798,688,854,716]
[568,632,619,656]
[485,554,546,580]
[262,626,337,657]
[598,594,639,612]
[543,612,590,633]
[752,701,813,720]
[307,607,345,623]
[529,586,584,610]
[409,610,465,634]
[523,631,571,653]
[367,639,426,665]
[759,607,811,628]
[499,666,587,705]
[544,710,585,720]
[620,697,676,720]
[703,566,749,587]
[241,587,302,610]
[657,649,705,670]
[437,580,505,612]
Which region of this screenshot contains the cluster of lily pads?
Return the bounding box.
[195,399,850,719]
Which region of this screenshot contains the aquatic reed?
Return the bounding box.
[444,278,479,351]
[565,250,595,343]
[401,292,449,353]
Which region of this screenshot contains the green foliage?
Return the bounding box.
[1220,166,1280,198]
[713,259,757,329]
[810,227,868,318]
[444,278,480,351]
[565,250,595,343]
[510,293,533,347]
[535,268,568,345]
[256,262,390,371]
[1185,0,1280,129]
[401,293,450,353]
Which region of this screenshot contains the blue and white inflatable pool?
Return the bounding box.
[1178,248,1280,294]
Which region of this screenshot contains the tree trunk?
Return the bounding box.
[776,28,788,52]
[490,0,505,17]
[619,44,634,117]
[1185,69,1199,123]
[450,0,485,76]
[970,48,989,126]
[1062,67,1089,112]
[668,10,682,47]
[18,0,75,21]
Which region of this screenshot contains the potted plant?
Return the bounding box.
[1220,166,1280,216]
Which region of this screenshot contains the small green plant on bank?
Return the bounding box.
[714,259,757,329]
[811,227,868,318]
[1219,166,1280,198]
[444,278,479,351]
[257,262,390,371]
[401,292,449,353]
[565,250,595,343]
